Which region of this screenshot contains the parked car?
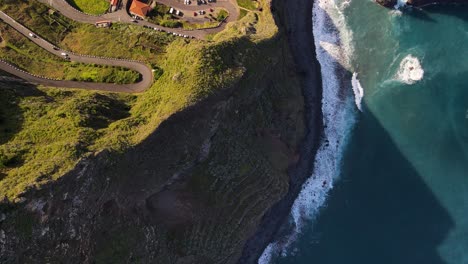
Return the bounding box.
[52,46,60,51]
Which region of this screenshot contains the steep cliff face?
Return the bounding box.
[377,0,468,7]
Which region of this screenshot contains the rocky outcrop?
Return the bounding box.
[376,0,468,7]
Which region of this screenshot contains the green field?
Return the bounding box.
[237,0,258,10]
[67,0,109,15]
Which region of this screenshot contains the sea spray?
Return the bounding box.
[394,0,408,9]
[258,0,357,262]
[351,73,364,111]
[396,55,424,84]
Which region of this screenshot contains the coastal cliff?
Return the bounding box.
[377,0,468,8]
[0,0,322,263]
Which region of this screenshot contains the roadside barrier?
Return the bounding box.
[0,59,63,82]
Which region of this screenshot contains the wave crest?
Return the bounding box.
[351,73,364,112]
[396,55,424,84]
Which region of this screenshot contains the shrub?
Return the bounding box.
[216,10,228,22]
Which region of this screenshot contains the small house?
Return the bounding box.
[129,0,152,19]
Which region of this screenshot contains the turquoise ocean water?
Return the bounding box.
[263,0,468,263]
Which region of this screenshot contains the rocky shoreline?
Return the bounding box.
[238,0,324,262]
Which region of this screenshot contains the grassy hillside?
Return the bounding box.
[0,0,309,263]
[0,23,140,84]
[66,0,109,15]
[237,0,259,10]
[0,0,266,199]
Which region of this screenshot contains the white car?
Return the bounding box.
[28,33,36,38]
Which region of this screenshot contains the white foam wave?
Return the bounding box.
[351,72,364,111]
[394,0,408,9]
[258,243,279,264]
[396,55,424,84]
[258,0,357,262]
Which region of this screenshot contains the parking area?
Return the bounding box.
[128,0,234,29]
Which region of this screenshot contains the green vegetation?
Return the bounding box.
[216,9,229,22]
[0,86,135,197]
[0,23,140,84]
[237,0,258,10]
[159,19,183,28]
[147,3,172,25]
[66,0,109,15]
[239,9,248,19]
[0,0,307,262]
[61,24,174,61]
[0,0,280,202]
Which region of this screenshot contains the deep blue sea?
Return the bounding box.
[261,1,468,263]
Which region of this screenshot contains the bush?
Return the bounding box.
[216,10,228,22]
[160,20,182,28]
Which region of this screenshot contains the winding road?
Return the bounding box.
[0,0,240,92]
[37,0,239,38]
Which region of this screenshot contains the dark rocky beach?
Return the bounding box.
[239,0,324,262]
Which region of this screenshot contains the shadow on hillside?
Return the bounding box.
[0,79,45,145]
[1,24,299,261]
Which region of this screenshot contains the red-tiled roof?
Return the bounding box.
[110,0,118,6]
[129,0,151,17]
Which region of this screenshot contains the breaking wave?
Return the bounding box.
[352,73,364,112]
[396,55,424,84]
[394,0,408,9]
[259,0,358,262]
